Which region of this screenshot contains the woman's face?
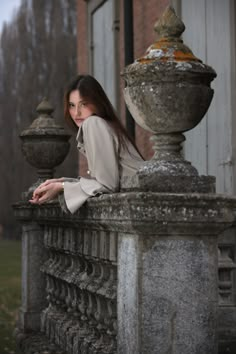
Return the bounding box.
[68,90,97,127]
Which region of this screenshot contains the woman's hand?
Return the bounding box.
[29,181,64,205]
[35,178,64,189]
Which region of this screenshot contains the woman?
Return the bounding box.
[30,75,143,213]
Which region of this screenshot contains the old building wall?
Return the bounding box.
[76,0,170,175]
[124,0,169,160]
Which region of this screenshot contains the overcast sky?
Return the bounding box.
[0,0,21,33]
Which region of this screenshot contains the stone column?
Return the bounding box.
[19,222,46,331]
[119,6,236,354]
[13,98,71,333]
[117,193,236,354]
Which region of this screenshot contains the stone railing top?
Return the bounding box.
[13,192,236,235]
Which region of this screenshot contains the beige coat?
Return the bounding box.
[62,115,143,213]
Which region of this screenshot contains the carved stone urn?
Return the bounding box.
[20,98,71,197]
[122,6,217,193]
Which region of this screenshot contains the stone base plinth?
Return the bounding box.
[118,234,217,354]
[18,309,41,332]
[14,327,66,354]
[122,173,215,193]
[115,192,236,354]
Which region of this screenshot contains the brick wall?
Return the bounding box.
[132,0,169,159]
[77,0,88,74]
[77,0,170,175]
[76,1,89,175]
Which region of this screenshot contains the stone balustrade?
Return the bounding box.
[41,224,117,353]
[13,191,236,354]
[14,200,118,354]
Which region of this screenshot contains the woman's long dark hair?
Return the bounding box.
[64,74,143,157]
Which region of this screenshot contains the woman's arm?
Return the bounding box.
[82,116,120,191]
[29,116,120,212]
[62,116,120,214]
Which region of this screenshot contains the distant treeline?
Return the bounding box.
[0,0,78,237]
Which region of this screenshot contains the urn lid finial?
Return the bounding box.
[36,97,54,117]
[137,5,201,63]
[154,5,185,39]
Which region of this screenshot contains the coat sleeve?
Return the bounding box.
[62,116,120,214]
[82,116,120,192]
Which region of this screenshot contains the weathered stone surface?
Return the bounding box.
[20,98,71,201]
[15,327,66,354]
[20,99,70,171]
[13,189,236,354]
[122,6,216,190]
[118,235,218,354]
[122,172,215,193]
[218,306,236,354]
[123,61,216,135]
[122,5,216,136]
[13,192,236,233]
[19,222,47,332]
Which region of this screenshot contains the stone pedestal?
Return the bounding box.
[117,193,235,354]
[119,6,223,353]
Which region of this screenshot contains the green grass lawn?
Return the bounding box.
[0,239,21,354]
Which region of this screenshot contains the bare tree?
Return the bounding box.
[0,0,78,238]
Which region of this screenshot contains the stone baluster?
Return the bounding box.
[65,282,74,312]
[106,299,117,349]
[218,243,236,305]
[80,293,98,352]
[59,280,67,310]
[92,295,110,352]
